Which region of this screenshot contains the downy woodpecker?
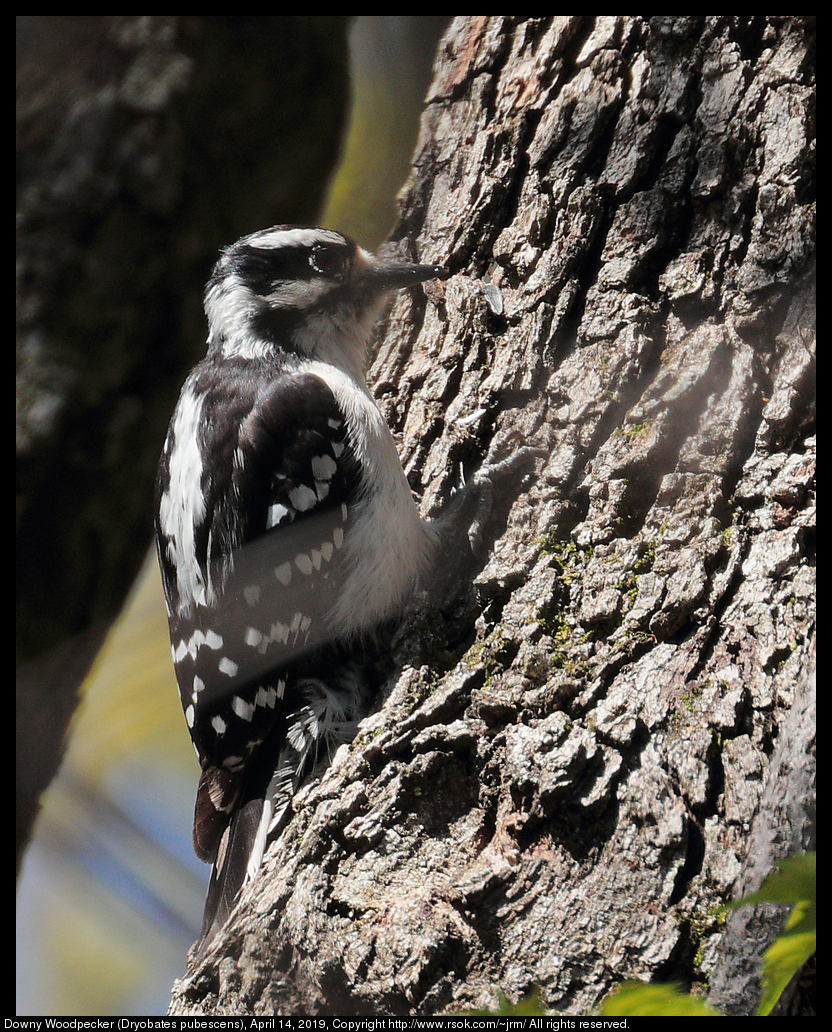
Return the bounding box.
[155,225,534,953]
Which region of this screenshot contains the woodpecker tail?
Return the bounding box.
[194,671,369,958]
[197,792,269,953]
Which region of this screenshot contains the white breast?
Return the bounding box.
[305,360,438,638]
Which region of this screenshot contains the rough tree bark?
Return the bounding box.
[169,16,815,1016]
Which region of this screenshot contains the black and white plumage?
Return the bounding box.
[154,226,453,952]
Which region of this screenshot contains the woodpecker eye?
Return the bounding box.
[310,245,348,279]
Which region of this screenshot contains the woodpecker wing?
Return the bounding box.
[156,365,362,864]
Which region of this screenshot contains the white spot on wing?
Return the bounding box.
[212,715,227,736]
[288,484,317,512]
[219,657,239,677]
[270,621,289,644]
[274,563,292,585]
[232,695,255,721]
[255,686,277,709]
[311,454,337,480]
[288,612,312,638]
[287,612,312,641]
[267,502,291,529]
[295,553,314,575]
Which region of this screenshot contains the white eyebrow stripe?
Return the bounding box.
[247,228,346,251]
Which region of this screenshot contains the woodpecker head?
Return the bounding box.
[204,225,449,377]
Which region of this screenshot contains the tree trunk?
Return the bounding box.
[169,15,815,1016]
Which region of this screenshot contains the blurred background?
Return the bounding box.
[16,15,449,1015]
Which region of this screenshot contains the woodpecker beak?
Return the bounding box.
[364,257,451,292]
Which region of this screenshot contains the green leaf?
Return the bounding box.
[727,852,816,1016]
[600,982,720,1016]
[461,989,548,1016]
[755,910,815,1015]
[727,852,815,909]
